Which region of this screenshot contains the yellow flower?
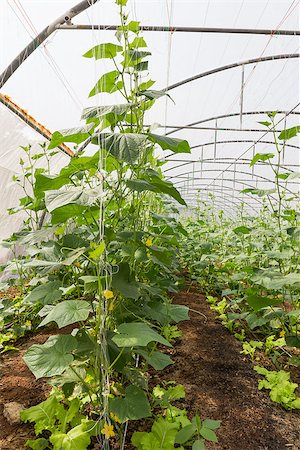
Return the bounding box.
[279,330,285,337]
[146,252,151,258]
[145,238,153,247]
[103,290,114,300]
[101,423,115,439]
[110,412,121,423]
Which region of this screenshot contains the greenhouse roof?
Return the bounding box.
[0,0,299,231]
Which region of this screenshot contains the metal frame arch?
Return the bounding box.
[163,54,300,93]
[165,111,300,136]
[169,168,297,196]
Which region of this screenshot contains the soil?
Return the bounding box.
[0,288,299,449]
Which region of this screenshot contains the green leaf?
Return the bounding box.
[83,43,122,59]
[245,294,282,312]
[233,226,251,234]
[21,395,58,425]
[202,419,221,430]
[24,281,62,306]
[175,424,196,444]
[81,103,131,120]
[110,385,151,422]
[138,350,174,370]
[23,335,77,379]
[200,427,218,442]
[139,90,173,102]
[48,124,94,149]
[127,177,186,206]
[45,187,101,212]
[93,132,147,163]
[50,422,92,450]
[285,334,300,349]
[25,438,49,450]
[250,152,274,167]
[151,419,179,448]
[89,241,105,259]
[112,322,171,348]
[258,121,271,127]
[39,300,91,329]
[112,262,140,299]
[130,37,147,48]
[192,440,205,450]
[148,133,190,154]
[89,70,122,97]
[278,126,300,141]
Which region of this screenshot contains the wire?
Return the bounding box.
[8,0,82,111]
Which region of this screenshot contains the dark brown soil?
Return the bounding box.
[0,289,299,449]
[156,289,300,450]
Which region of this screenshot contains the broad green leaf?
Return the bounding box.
[250,152,274,166]
[233,226,251,234]
[24,335,77,379]
[139,79,155,90]
[138,349,174,370]
[175,424,196,444]
[83,43,122,59]
[202,419,221,430]
[89,241,105,259]
[151,419,179,448]
[25,438,49,450]
[127,177,186,206]
[278,126,300,141]
[92,132,147,163]
[112,262,140,299]
[245,294,282,311]
[110,385,151,422]
[122,49,150,67]
[258,121,271,127]
[148,133,190,154]
[50,422,92,450]
[285,334,300,349]
[21,395,58,424]
[138,90,173,102]
[130,37,147,48]
[200,427,218,442]
[192,440,205,450]
[48,124,94,149]
[89,70,122,97]
[81,104,131,120]
[169,304,190,322]
[39,300,91,328]
[24,281,62,306]
[112,322,171,348]
[241,188,276,197]
[45,187,101,212]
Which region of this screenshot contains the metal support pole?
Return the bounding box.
[214,119,218,159]
[57,24,300,36]
[240,65,245,130]
[252,143,255,178]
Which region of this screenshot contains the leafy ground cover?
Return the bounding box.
[1,287,299,449]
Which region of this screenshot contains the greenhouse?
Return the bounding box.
[0,0,299,448]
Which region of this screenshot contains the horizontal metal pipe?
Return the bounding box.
[57,24,300,36]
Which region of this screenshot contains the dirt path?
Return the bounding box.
[155,288,300,450]
[0,290,300,449]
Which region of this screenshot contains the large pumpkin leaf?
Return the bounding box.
[112,322,171,348]
[39,300,91,329]
[24,335,77,379]
[110,385,151,422]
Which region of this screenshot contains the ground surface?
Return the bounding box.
[0,288,299,449]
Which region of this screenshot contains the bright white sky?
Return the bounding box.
[0,0,299,221]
